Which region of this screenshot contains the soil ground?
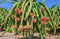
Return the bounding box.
[0,29,60,39]
[0,32,60,39]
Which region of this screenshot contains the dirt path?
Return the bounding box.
[0,36,15,39]
[0,36,60,39]
[0,32,60,39]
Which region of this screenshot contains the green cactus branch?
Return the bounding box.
[4,2,19,23]
[25,1,33,19]
[36,2,51,17]
[0,0,60,39]
[19,1,30,26]
[0,14,3,20]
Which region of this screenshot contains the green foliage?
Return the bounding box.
[0,0,60,39]
[0,8,8,31]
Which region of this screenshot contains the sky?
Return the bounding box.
[0,0,60,10]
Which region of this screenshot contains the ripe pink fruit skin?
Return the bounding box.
[24,30,28,32]
[28,26,32,29]
[11,14,15,19]
[16,17,20,22]
[18,10,23,15]
[32,18,36,23]
[19,26,24,31]
[29,13,33,16]
[41,16,46,21]
[41,21,45,25]
[46,17,50,21]
[15,8,19,12]
[24,26,27,29]
[13,24,17,29]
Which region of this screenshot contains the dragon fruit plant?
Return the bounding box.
[0,0,60,39]
[0,8,8,31]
